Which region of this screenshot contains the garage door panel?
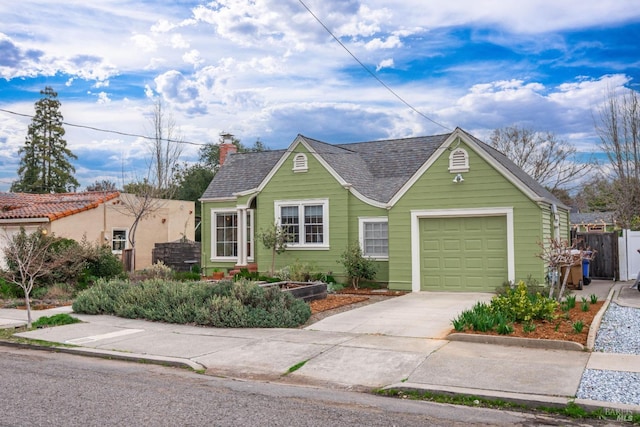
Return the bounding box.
[420,216,507,292]
[464,257,483,269]
[464,239,482,250]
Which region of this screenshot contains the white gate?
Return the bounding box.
[618,229,640,281]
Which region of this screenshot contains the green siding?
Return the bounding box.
[201,136,570,289]
[255,146,390,283]
[388,139,553,291]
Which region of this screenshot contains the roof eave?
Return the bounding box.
[0,217,50,225]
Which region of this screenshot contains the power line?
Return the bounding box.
[297,0,451,131]
[0,107,206,146]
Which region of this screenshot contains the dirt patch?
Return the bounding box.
[451,301,604,346]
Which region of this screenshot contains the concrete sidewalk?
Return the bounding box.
[1,282,639,414]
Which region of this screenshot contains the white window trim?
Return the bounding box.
[358,217,389,260]
[209,208,255,262]
[274,198,329,250]
[448,148,469,173]
[111,228,128,254]
[246,209,255,262]
[292,153,308,172]
[410,207,515,293]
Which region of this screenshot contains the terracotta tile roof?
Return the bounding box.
[0,191,120,221]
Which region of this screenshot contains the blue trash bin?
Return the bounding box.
[582,258,590,278]
[582,250,592,279]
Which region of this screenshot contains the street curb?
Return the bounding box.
[0,340,205,371]
[383,382,570,408]
[447,333,585,351]
[585,285,616,351]
[384,382,640,414]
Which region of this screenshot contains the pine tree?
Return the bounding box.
[11,87,79,193]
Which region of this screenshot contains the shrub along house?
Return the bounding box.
[199,128,570,292]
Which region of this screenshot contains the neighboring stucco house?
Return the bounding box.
[0,191,195,270]
[200,128,570,292]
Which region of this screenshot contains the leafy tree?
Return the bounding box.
[595,87,640,228]
[199,136,268,171]
[172,163,214,242]
[172,163,214,203]
[573,175,616,213]
[489,125,594,193]
[11,87,79,193]
[339,242,377,290]
[85,179,119,192]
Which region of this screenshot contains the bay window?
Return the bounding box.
[211,209,254,260]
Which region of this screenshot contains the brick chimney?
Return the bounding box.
[219,133,237,166]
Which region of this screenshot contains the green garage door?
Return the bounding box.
[420,216,507,291]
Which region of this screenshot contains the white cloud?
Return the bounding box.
[376,58,394,71]
[131,34,158,52]
[182,49,203,67]
[365,35,402,51]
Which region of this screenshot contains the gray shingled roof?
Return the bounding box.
[571,211,616,225]
[201,150,285,199]
[200,130,562,205]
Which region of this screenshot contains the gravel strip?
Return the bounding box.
[594,303,640,355]
[577,302,640,405]
[577,369,640,406]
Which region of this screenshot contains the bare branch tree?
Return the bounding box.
[147,99,183,196]
[595,87,640,228]
[489,125,594,192]
[1,228,57,328]
[116,99,184,272]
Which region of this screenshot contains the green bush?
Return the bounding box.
[173,271,202,282]
[0,278,22,299]
[339,242,377,289]
[451,281,558,334]
[491,281,558,322]
[72,278,311,328]
[84,244,125,281]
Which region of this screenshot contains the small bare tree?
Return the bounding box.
[537,238,595,300]
[118,182,167,273]
[258,222,290,276]
[1,228,57,328]
[489,125,594,193]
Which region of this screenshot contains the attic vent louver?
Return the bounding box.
[448,148,469,173]
[293,153,308,172]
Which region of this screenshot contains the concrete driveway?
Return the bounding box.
[305,291,494,339]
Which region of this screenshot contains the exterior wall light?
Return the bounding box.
[453,173,464,183]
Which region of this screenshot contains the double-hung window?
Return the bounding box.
[112,229,127,254]
[359,217,388,259]
[211,210,254,259]
[275,199,329,248]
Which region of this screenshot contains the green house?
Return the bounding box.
[200,128,569,292]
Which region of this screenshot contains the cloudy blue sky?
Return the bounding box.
[0,0,639,191]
